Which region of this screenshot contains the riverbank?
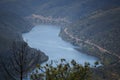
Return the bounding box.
[59,27,119,66]
[59,27,120,80]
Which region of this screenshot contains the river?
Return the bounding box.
[22,25,99,66]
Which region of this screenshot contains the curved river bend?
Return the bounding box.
[22,25,99,65]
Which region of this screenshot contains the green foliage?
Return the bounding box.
[30,59,92,80]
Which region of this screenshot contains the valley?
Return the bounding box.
[0,0,120,80]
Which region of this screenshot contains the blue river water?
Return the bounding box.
[23,25,99,66]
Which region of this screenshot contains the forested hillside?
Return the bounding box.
[1,0,120,21]
[0,1,49,80]
[60,3,120,80]
[63,7,120,56]
[0,11,33,52]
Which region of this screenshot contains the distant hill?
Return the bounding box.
[1,0,120,21]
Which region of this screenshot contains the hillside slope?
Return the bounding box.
[60,7,120,80]
[0,11,33,53]
[0,8,48,80]
[1,0,120,21]
[62,7,120,57]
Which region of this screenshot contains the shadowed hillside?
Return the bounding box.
[0,11,33,52]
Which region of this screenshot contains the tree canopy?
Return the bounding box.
[30,59,93,80]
